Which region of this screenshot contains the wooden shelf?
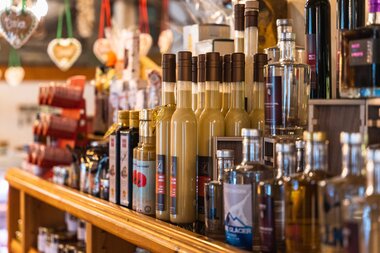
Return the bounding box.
[6,168,244,253]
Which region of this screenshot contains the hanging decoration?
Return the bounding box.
[93,0,112,64]
[47,0,82,72]
[139,0,152,57]
[158,0,173,54]
[5,48,25,86]
[0,1,39,49]
[76,0,95,38]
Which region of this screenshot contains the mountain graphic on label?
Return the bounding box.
[226,212,248,227]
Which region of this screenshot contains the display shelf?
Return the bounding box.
[6,168,244,253]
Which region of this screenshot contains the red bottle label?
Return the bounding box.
[197,156,212,217]
[307,34,317,90]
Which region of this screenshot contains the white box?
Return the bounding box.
[195,39,234,56]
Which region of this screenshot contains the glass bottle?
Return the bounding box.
[195,54,206,121]
[225,53,250,137]
[205,149,234,240]
[219,55,224,110]
[258,141,297,253]
[295,139,305,173]
[224,128,273,251]
[285,131,331,253]
[192,56,198,111]
[170,51,197,228]
[221,54,232,117]
[244,0,259,113]
[133,109,156,216]
[249,53,268,131]
[234,4,245,53]
[156,54,176,221]
[264,32,310,137]
[198,52,225,232]
[318,132,366,252]
[306,0,332,99]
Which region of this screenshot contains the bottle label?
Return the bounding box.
[170,156,177,215]
[109,135,117,203]
[349,39,380,66]
[306,34,317,90]
[259,194,276,253]
[120,134,130,206]
[224,183,253,249]
[274,199,285,250]
[132,158,137,210]
[265,76,282,125]
[156,154,166,211]
[343,221,359,253]
[197,156,212,218]
[205,184,224,235]
[133,160,155,215]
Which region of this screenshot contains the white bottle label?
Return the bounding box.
[133,160,155,215]
[120,134,130,206]
[109,135,117,203]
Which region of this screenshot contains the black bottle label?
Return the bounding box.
[197,155,212,218]
[156,154,166,211]
[349,39,380,66]
[259,194,276,253]
[307,34,317,90]
[170,156,177,215]
[265,76,282,126]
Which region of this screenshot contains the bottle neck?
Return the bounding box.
[296,147,305,173]
[242,137,261,163]
[205,81,220,109]
[162,82,175,105]
[368,1,380,25]
[222,82,231,109]
[277,25,292,45]
[197,82,205,109]
[276,151,296,178]
[304,141,328,173]
[279,40,296,62]
[230,82,245,109]
[177,81,192,109]
[366,160,380,195]
[217,157,234,182]
[341,143,364,177]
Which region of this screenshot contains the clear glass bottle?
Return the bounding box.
[170,51,197,227]
[192,56,198,111]
[264,32,310,137]
[195,54,206,121]
[132,109,156,216]
[234,4,245,53]
[318,132,366,252]
[156,54,176,221]
[224,129,273,251]
[205,149,235,240]
[198,52,225,232]
[225,53,250,137]
[295,139,305,173]
[221,54,232,117]
[285,131,331,253]
[249,53,268,131]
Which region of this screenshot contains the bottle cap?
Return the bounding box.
[198,54,206,82]
[162,54,176,83]
[254,53,268,82]
[192,56,198,83]
[206,52,220,82]
[276,19,293,27]
[118,110,129,120]
[340,132,362,145]
[234,4,245,31]
[303,131,327,142]
[276,142,295,153]
[245,0,259,9]
[295,139,305,149]
[216,149,235,158]
[241,128,260,137]
[139,109,152,121]
[367,146,380,163]
[178,51,192,82]
[219,55,224,83]
[232,52,245,82]
[245,1,259,28]
[223,54,232,83]
[129,110,139,120]
[279,32,296,41]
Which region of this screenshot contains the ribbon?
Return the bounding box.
[160,0,169,31]
[8,48,21,67]
[153,104,176,127]
[56,0,73,38]
[98,0,111,39]
[139,0,149,33]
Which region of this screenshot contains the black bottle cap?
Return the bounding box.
[206,52,220,82]
[198,54,206,82]
[232,52,245,82]
[192,56,198,83]
[162,54,176,82]
[234,4,245,31]
[254,53,268,82]
[178,51,192,82]
[219,55,224,83]
[223,54,232,83]
[245,10,258,28]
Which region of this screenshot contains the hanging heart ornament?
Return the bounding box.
[158,29,173,54]
[139,32,152,57]
[0,7,39,49]
[47,38,82,71]
[93,38,112,63]
[5,66,25,86]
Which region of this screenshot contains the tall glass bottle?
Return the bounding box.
[221,54,232,117]
[198,52,225,232]
[234,4,245,53]
[156,54,176,221]
[195,54,206,121]
[170,51,197,228]
[249,53,268,131]
[224,129,273,251]
[225,53,250,137]
[306,0,332,99]
[244,0,259,113]
[133,109,156,216]
[318,132,366,252]
[258,141,297,253]
[285,131,331,252]
[219,55,224,110]
[192,56,198,111]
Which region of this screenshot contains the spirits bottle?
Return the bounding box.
[133,109,156,216]
[221,54,231,117]
[249,53,268,131]
[198,52,225,232]
[219,55,224,110]
[234,4,245,53]
[170,51,197,228]
[306,0,332,99]
[224,129,273,251]
[156,54,176,220]
[195,54,206,121]
[225,53,250,137]
[205,149,235,240]
[120,110,139,208]
[340,0,380,98]
[244,0,259,113]
[258,141,297,253]
[192,56,198,111]
[285,131,331,252]
[318,132,366,252]
[264,32,310,137]
[295,139,305,173]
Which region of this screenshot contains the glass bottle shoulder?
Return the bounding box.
[172,107,197,122]
[267,60,309,70]
[199,108,224,123]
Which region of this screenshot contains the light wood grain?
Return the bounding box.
[8,187,20,252]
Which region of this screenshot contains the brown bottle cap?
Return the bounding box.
[192,56,198,83]
[232,52,245,82]
[234,4,245,31]
[162,54,176,82]
[178,51,192,82]
[254,53,268,82]
[198,54,206,82]
[129,110,139,127]
[206,52,220,82]
[118,110,129,120]
[219,55,224,83]
[223,54,231,83]
[245,1,259,28]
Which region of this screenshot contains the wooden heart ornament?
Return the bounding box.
[93,38,112,63]
[5,66,25,86]
[0,7,38,49]
[47,38,82,71]
[158,29,173,54]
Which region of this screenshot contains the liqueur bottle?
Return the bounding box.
[225,53,250,137]
[234,4,245,53]
[285,131,331,253]
[170,51,197,228]
[156,54,176,220]
[192,56,198,111]
[318,132,366,252]
[198,52,225,232]
[223,129,273,251]
[133,109,156,216]
[221,54,232,117]
[195,54,206,121]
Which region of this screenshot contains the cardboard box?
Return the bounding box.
[195,39,234,56]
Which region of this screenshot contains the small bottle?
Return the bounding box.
[224,129,273,251]
[234,4,245,53]
[221,54,232,117]
[204,149,235,240]
[195,54,206,121]
[192,56,198,111]
[156,54,176,221]
[133,109,156,216]
[225,53,250,137]
[295,139,305,173]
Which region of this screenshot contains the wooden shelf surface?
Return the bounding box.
[6,168,244,253]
